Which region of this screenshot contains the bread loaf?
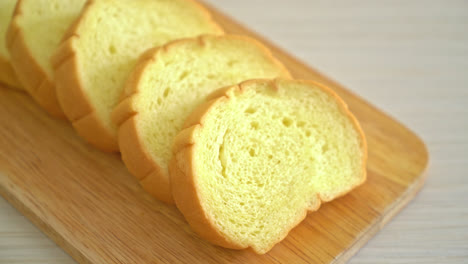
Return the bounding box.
[171,78,367,253]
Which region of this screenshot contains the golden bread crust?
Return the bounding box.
[169,146,243,249]
[52,0,119,152]
[0,0,21,89]
[170,96,248,249]
[0,55,21,89]
[171,78,367,253]
[52,34,119,152]
[6,0,65,117]
[111,45,176,203]
[112,34,290,204]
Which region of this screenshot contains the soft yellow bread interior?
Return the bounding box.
[74,0,222,135]
[15,0,86,77]
[188,79,365,253]
[0,0,16,59]
[132,35,289,176]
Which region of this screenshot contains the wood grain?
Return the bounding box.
[0,2,428,264]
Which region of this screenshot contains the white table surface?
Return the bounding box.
[1,0,467,263]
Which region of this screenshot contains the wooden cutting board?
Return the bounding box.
[0,3,428,264]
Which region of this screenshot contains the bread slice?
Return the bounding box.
[6,0,86,117]
[0,0,21,89]
[52,0,223,152]
[171,78,367,254]
[112,35,291,203]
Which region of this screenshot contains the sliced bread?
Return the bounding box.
[52,0,223,152]
[6,0,86,117]
[171,78,367,253]
[0,0,21,89]
[112,35,291,203]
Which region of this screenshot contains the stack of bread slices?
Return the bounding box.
[1,0,367,254]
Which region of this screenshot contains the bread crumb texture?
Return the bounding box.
[176,79,366,254]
